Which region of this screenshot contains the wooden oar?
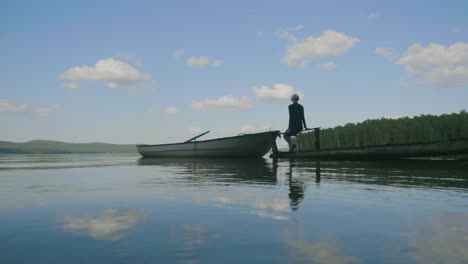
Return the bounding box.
[279,127,319,135]
[184,131,210,143]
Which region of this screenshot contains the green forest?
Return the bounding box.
[296,111,468,151]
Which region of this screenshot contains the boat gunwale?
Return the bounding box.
[136,130,280,148]
[292,137,468,153]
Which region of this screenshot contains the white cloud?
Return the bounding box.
[61,58,149,81]
[368,12,380,20]
[62,209,147,240]
[36,107,50,118]
[283,30,359,67]
[105,82,119,88]
[60,58,151,89]
[192,95,254,112]
[174,50,185,58]
[62,82,79,90]
[253,84,304,101]
[185,56,223,68]
[186,56,210,67]
[189,127,204,134]
[278,25,304,42]
[375,47,397,62]
[279,31,297,42]
[319,61,336,71]
[114,53,143,67]
[0,100,27,113]
[165,107,177,115]
[287,24,304,31]
[0,101,58,118]
[398,42,468,86]
[213,59,224,67]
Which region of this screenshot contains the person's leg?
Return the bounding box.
[288,130,299,152]
[290,138,297,152]
[284,129,292,148]
[284,129,296,151]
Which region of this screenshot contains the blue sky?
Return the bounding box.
[2,0,468,144]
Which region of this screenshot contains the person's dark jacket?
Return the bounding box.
[288,103,307,135]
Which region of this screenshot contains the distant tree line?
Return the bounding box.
[296,111,468,150]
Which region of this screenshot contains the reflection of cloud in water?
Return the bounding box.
[181,224,209,247]
[251,198,290,220]
[250,210,288,220]
[169,223,217,263]
[194,194,291,221]
[287,241,361,264]
[62,209,147,240]
[193,195,247,208]
[253,198,290,212]
[214,196,247,206]
[409,213,468,264]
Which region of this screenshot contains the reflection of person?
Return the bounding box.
[287,160,321,211]
[284,94,307,152]
[288,160,304,211]
[315,161,321,183]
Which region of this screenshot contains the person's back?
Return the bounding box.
[288,103,305,134]
[284,94,307,151]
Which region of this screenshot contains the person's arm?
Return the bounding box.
[301,106,307,130]
[288,105,293,129]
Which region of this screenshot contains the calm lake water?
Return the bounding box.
[1,154,467,264]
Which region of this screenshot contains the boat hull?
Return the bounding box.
[271,139,468,159]
[137,131,280,158]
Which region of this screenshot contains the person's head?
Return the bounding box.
[291,94,299,103]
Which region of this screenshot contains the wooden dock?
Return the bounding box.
[271,138,468,160]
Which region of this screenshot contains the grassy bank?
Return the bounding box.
[296,111,468,151]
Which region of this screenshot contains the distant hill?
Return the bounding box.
[0,140,137,154]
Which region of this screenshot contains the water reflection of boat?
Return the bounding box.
[140,158,465,208]
[138,157,322,211]
[138,157,278,184]
[290,159,468,189]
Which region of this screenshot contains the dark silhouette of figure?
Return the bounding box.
[284,94,307,152]
[287,159,304,211]
[315,162,321,183]
[287,160,322,211]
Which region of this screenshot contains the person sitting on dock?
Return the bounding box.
[284,94,307,152]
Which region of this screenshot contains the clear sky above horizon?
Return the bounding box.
[2,0,468,144]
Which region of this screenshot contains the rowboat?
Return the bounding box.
[137,131,280,158]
